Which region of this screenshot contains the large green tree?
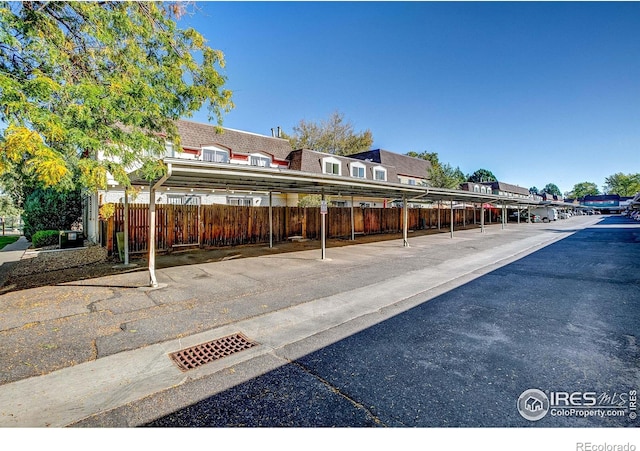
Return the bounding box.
[284,111,373,156]
[541,183,562,197]
[603,172,640,197]
[406,151,464,189]
[0,1,233,193]
[467,168,497,183]
[405,150,439,166]
[429,163,466,189]
[566,181,600,199]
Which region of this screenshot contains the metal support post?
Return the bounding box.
[148,186,158,287]
[321,191,326,260]
[124,190,129,265]
[481,204,485,233]
[351,195,355,241]
[403,194,409,247]
[269,192,273,248]
[450,201,454,238]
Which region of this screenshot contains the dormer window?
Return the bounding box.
[202,147,229,163]
[351,162,366,179]
[373,166,387,181]
[250,154,271,167]
[322,156,342,176]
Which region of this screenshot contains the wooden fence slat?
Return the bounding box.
[105,204,480,255]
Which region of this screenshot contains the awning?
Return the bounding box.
[128,158,541,207]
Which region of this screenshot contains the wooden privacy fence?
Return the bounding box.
[107,203,500,255]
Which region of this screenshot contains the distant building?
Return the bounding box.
[460,181,535,200]
[580,194,631,213]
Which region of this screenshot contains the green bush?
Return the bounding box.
[32,230,60,248]
[22,188,82,240]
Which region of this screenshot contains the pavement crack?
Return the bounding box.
[288,359,387,427]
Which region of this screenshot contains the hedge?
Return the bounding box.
[32,230,60,248]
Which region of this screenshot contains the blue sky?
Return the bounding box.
[182,1,640,194]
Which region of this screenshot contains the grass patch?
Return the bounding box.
[0,236,19,250]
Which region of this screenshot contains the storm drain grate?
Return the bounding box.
[169,333,258,371]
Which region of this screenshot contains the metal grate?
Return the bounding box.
[169,333,258,371]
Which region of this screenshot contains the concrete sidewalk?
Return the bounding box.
[0,217,603,427]
[0,236,30,288]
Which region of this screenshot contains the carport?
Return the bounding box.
[128,158,540,287]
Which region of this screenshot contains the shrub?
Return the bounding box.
[32,230,60,248]
[22,188,82,240]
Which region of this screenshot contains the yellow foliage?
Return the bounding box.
[26,149,69,187]
[2,126,69,187]
[126,186,142,202]
[99,203,116,220]
[78,159,107,191]
[1,125,42,163]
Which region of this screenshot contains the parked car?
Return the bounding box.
[530,207,558,222]
[508,211,541,223]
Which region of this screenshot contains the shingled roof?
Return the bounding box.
[175,119,293,161]
[490,181,530,196]
[349,149,431,179]
[288,149,398,181]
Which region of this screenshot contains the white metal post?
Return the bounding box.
[403,194,409,247]
[124,190,129,266]
[269,191,273,248]
[321,191,326,260]
[351,195,355,241]
[450,201,454,238]
[148,186,158,287]
[437,200,441,230]
[481,204,485,233]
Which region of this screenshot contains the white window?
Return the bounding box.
[322,157,342,176]
[473,184,480,193]
[373,166,387,181]
[351,163,365,178]
[408,179,416,186]
[250,155,271,167]
[202,148,229,163]
[167,194,201,205]
[228,197,252,206]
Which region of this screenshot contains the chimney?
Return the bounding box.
[277,126,281,138]
[271,128,275,137]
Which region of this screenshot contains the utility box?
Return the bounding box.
[59,230,84,249]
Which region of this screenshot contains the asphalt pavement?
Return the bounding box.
[0,215,637,429]
[142,215,640,428]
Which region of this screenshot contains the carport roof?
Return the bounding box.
[129,158,541,206]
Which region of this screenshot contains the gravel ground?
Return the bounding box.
[11,244,109,276]
[3,243,127,292]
